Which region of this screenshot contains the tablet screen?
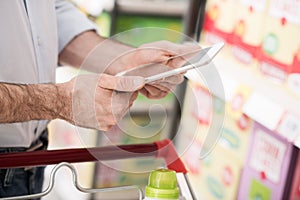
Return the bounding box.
[116,42,224,83]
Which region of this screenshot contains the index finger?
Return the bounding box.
[98,74,145,92]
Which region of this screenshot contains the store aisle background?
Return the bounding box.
[39,0,300,199]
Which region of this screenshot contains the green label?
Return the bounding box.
[263,33,278,55]
[249,179,271,200]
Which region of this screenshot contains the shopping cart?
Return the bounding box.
[0,139,196,200]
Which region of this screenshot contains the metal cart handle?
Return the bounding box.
[0,162,143,200]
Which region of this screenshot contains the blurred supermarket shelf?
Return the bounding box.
[186,44,300,148]
[116,0,188,16]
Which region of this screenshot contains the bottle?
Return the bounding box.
[144,168,179,200]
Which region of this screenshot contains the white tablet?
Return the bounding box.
[117,42,224,83]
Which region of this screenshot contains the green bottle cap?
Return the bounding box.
[145,168,179,199]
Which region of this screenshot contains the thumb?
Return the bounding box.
[98,74,145,92]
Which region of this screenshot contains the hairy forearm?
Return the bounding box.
[0,82,71,123]
[58,30,134,75]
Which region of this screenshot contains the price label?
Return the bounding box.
[243,93,284,131]
[277,113,300,142]
[250,129,287,183]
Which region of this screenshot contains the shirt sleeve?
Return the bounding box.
[55,0,98,53]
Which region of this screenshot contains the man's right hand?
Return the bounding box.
[58,74,145,131]
[0,73,144,131]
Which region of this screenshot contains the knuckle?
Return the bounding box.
[101,124,113,132]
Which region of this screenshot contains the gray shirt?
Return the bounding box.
[0,0,96,147]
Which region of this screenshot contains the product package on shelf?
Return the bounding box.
[178,81,225,152]
[258,0,300,83]
[202,0,238,44]
[218,84,254,165]
[175,82,203,165]
[188,144,243,200]
[237,122,297,200]
[230,0,268,65]
[177,80,252,199]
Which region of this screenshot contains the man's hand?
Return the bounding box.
[0,74,144,131]
[111,40,201,99]
[59,74,145,130]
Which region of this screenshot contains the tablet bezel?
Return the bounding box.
[144,42,224,83]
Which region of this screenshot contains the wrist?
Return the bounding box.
[26,83,73,122]
[54,82,73,122]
